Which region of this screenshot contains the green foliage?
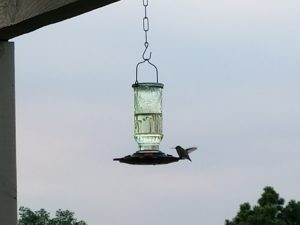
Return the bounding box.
[225,186,300,225]
[18,207,87,225]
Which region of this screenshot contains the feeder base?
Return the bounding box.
[114,151,180,165]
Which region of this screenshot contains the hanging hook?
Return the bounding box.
[142,42,152,61]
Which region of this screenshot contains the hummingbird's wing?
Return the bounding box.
[186,147,197,154]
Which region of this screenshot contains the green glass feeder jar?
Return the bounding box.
[132,82,164,152]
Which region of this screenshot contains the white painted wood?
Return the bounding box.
[0,0,16,27]
[15,0,81,23]
[0,0,119,40]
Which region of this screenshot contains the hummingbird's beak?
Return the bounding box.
[171,147,175,149]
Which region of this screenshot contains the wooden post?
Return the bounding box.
[0,41,17,225]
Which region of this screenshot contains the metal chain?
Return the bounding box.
[141,0,152,61]
[143,0,149,48]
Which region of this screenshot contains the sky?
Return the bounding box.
[13,0,300,224]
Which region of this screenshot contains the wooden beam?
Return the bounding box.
[0,0,119,40]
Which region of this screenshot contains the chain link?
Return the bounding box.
[143,0,149,47]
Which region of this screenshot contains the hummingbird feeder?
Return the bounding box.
[114,0,179,165]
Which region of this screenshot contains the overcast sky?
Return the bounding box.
[13,0,300,224]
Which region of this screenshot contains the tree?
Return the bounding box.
[225,186,300,225]
[281,200,300,225]
[18,207,87,225]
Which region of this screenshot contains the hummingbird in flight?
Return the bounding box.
[173,145,197,161]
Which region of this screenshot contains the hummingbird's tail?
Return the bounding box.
[186,155,192,161]
[174,146,197,162]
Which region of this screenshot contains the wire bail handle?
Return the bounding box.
[135,44,159,84]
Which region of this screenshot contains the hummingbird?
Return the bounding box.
[173,145,197,161]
